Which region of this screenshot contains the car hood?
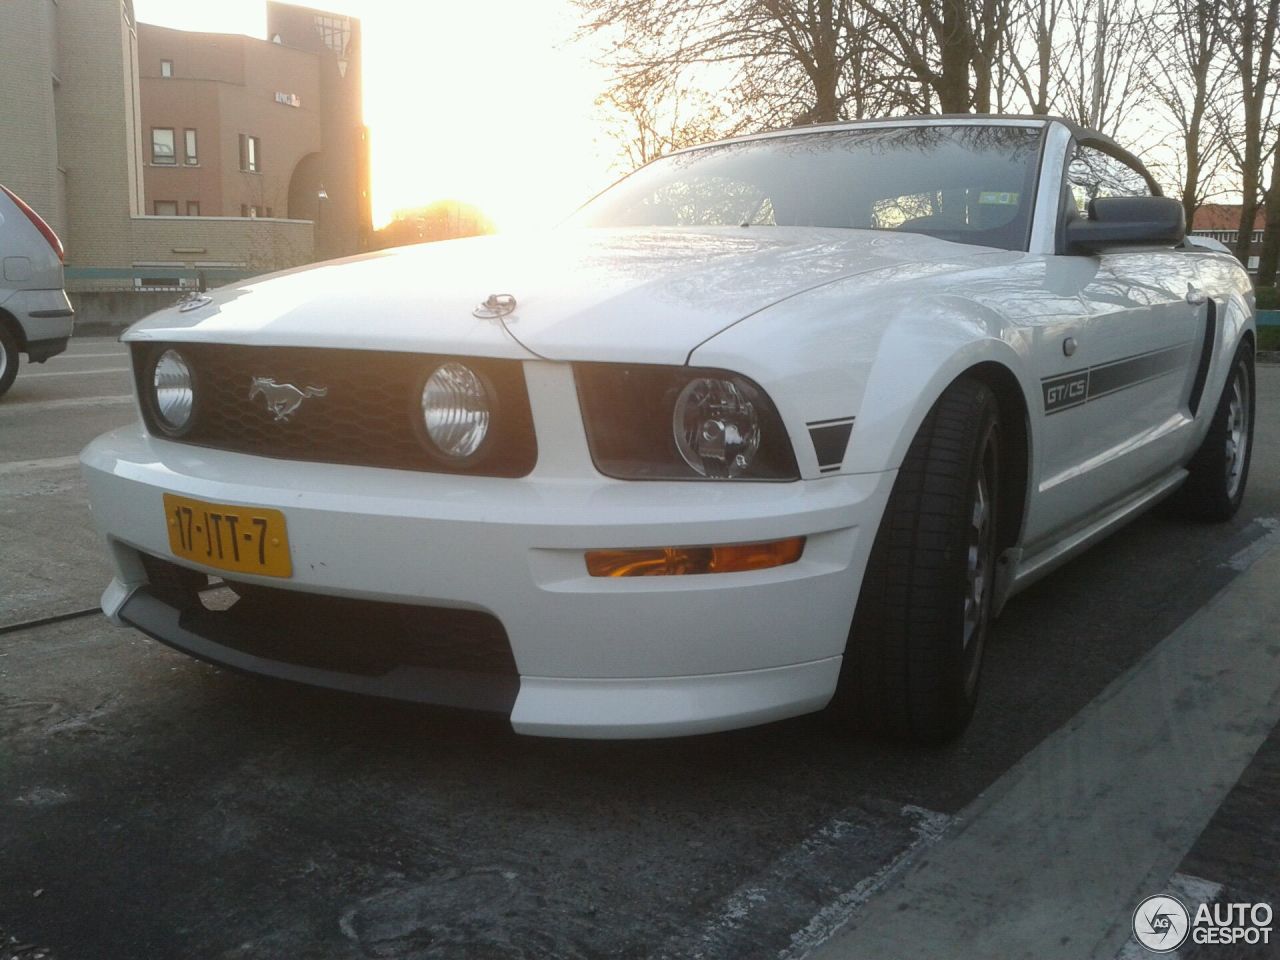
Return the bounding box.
[125,227,1004,364]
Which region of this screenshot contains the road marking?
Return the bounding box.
[1221,516,1280,571]
[806,542,1280,960]
[779,806,951,960]
[0,455,82,476]
[646,802,951,960]
[53,351,129,360]
[20,366,130,379]
[0,394,132,414]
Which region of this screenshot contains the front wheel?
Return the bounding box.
[830,378,1001,744]
[1173,342,1254,522]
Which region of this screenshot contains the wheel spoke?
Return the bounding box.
[963,458,992,651]
[1224,362,1250,500]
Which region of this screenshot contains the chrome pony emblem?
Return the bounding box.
[472,293,517,319]
[248,376,328,422]
[177,293,213,313]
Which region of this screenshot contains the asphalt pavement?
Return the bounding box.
[1,338,1278,960]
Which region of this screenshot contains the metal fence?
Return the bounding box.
[64,266,262,294]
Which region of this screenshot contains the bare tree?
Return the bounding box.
[1002,0,1069,114]
[578,0,1007,136]
[1140,0,1231,226]
[1253,138,1280,283]
[575,0,1280,288]
[1048,0,1149,136]
[598,68,735,169]
[575,0,876,130]
[1221,0,1280,265]
[850,0,1012,112]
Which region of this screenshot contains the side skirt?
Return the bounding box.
[992,468,1188,615]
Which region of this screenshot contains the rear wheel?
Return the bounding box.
[1173,342,1254,522]
[831,378,1001,744]
[0,324,19,399]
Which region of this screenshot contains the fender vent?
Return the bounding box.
[1187,299,1218,417]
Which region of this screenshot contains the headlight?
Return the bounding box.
[673,377,762,478]
[420,361,491,460]
[576,363,798,481]
[152,348,194,433]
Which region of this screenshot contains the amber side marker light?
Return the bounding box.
[585,536,806,578]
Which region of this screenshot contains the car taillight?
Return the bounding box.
[0,184,64,263]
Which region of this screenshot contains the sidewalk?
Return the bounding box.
[809,542,1280,959]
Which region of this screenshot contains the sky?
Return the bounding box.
[133,0,620,231]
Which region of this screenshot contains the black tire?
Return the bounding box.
[1171,342,1255,522]
[0,323,19,399]
[831,378,1001,744]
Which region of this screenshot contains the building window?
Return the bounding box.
[151,128,176,165]
[184,129,198,165]
[312,15,351,58]
[186,201,200,216]
[154,200,178,216]
[238,134,261,173]
[240,204,260,218]
[265,207,273,218]
[160,59,173,78]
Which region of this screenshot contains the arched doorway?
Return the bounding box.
[287,152,324,221]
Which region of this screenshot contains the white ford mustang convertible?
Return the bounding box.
[82,115,1256,742]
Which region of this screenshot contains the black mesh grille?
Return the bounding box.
[139,553,518,682]
[132,343,537,476]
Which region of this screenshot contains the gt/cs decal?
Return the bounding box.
[1042,372,1089,413]
[1040,343,1194,416]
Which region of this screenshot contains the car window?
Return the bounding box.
[573,125,1046,252]
[617,175,777,227]
[871,187,1025,234]
[1066,145,1151,218]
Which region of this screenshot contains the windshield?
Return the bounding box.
[574,124,1045,252]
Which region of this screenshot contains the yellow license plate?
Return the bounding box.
[163,493,292,578]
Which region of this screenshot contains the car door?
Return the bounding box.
[1028,142,1205,542]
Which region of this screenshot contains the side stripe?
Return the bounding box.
[1041,342,1193,416]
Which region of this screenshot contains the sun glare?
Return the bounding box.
[131,0,621,232]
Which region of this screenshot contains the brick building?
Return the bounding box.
[0,0,369,313]
[138,6,370,260]
[1190,204,1265,273]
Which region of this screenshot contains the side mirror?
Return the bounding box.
[1066,196,1186,254]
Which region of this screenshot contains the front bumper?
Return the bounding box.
[81,385,894,737]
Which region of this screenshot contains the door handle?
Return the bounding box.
[1186,286,1207,306]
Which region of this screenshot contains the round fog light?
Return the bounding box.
[153,348,194,432]
[421,361,491,460]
